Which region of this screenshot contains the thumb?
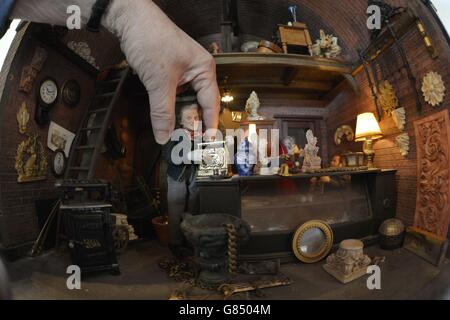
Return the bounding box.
[148,84,177,145]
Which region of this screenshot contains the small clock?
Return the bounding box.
[52,148,67,177]
[35,77,59,126]
[62,79,81,107]
[38,77,59,106]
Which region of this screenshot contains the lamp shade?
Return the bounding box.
[355,112,383,141]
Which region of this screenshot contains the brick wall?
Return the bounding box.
[326,3,450,227]
[0,24,122,252]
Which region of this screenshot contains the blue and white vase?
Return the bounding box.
[235,138,256,176]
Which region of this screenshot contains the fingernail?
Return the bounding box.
[154,130,171,145]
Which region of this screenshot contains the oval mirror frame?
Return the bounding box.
[292,220,333,263]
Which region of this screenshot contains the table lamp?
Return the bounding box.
[355,112,383,168]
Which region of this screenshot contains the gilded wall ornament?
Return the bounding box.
[15,134,48,183]
[16,102,30,134]
[396,133,410,157]
[392,107,406,131]
[334,125,354,145]
[377,80,399,116]
[413,110,450,238]
[421,71,446,107]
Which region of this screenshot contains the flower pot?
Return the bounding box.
[152,216,169,246]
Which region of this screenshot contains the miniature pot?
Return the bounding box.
[152,216,169,246]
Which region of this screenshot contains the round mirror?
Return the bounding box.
[292,220,333,263]
[299,228,326,254]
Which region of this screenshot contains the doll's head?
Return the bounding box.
[176,96,202,132]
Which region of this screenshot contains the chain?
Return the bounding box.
[158,258,195,284]
[223,223,238,275]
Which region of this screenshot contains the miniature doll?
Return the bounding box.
[163,98,202,258]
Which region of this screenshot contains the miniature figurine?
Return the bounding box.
[163,99,202,258]
[302,130,322,172]
[245,91,265,120]
[280,136,303,171]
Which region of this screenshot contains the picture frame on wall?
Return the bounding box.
[47,121,75,157]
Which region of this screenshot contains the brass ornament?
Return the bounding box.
[377,80,399,116]
[422,71,446,107]
[334,125,354,145]
[15,133,48,183]
[16,102,30,134]
[292,220,333,263]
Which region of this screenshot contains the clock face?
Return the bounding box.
[53,150,66,176]
[40,79,58,105]
[62,80,81,107]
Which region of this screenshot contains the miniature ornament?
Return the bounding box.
[396,133,410,157]
[245,91,265,121]
[302,130,322,172]
[311,30,341,58]
[422,71,446,107]
[392,107,406,131]
[378,80,399,116]
[17,102,30,134]
[15,133,48,183]
[323,239,371,284]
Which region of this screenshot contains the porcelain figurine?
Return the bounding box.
[302,130,322,172]
[245,91,265,120]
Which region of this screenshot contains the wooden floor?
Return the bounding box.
[5,240,450,300]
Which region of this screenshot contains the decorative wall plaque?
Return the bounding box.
[16,102,30,134]
[378,80,399,116]
[19,47,48,93]
[413,110,450,238]
[334,125,354,145]
[15,134,48,183]
[392,107,406,131]
[67,41,99,69]
[395,133,409,157]
[421,71,446,107]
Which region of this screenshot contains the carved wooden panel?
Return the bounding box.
[413,110,450,238]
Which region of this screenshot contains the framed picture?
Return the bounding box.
[47,121,75,157]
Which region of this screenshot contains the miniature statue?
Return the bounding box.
[302,130,321,172]
[163,98,202,258]
[280,136,303,171]
[311,30,342,58]
[245,91,265,120]
[323,239,372,284]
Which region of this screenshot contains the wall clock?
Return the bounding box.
[62,79,81,107]
[51,148,67,177]
[35,77,59,126]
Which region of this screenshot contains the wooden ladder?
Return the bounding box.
[65,67,131,180]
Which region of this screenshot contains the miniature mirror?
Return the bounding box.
[292,220,333,263]
[299,228,327,254]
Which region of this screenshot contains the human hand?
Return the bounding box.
[10,0,220,145]
[102,0,220,144]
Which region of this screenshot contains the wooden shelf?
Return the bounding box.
[214,53,356,104]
